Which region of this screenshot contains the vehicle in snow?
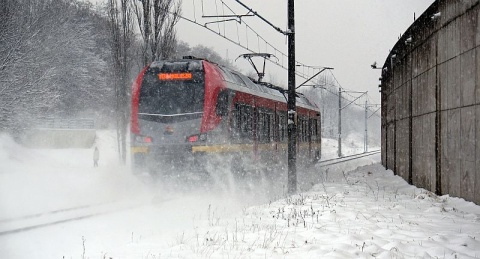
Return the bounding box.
[130,56,321,176]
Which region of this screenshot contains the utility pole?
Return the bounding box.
[338,87,342,157]
[338,90,367,157]
[229,0,299,194]
[287,0,296,194]
[364,102,381,153]
[364,98,368,153]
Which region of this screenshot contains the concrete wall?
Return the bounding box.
[21,129,96,149]
[381,0,480,204]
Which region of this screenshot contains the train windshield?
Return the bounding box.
[139,61,205,116]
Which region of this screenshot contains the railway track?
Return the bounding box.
[0,200,145,236]
[0,151,380,236]
[317,150,381,168]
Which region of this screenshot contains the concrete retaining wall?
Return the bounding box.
[21,129,96,149]
[381,0,480,204]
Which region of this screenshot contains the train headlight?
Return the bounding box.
[187,133,207,143]
[134,135,152,143]
[188,135,199,142]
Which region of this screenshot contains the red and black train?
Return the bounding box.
[130,56,321,175]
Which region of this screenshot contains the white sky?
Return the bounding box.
[89,0,435,103]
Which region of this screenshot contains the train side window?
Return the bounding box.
[257,111,272,143]
[304,119,309,142]
[240,105,247,136]
[276,113,282,142]
[298,117,308,143]
[273,113,279,142]
[231,106,240,140]
[278,113,287,142]
[309,118,314,141]
[298,118,303,143]
[258,112,264,142]
[277,114,284,142]
[310,118,318,141]
[262,113,268,143]
[248,106,254,140]
[302,119,305,142]
[266,113,272,142]
[232,104,249,141]
[235,104,253,141]
[264,112,269,143]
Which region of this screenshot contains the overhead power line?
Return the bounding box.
[174,1,379,113]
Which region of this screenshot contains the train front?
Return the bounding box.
[131,59,210,174]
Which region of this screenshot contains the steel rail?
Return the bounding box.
[0,201,145,236]
[0,201,116,224]
[318,150,381,168]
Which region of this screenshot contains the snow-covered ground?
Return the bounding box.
[1,130,480,258]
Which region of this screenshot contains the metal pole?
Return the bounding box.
[321,87,324,135]
[287,0,296,194]
[364,98,368,153]
[338,87,342,157]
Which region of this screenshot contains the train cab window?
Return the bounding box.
[162,61,189,72]
[187,61,203,71]
[139,69,204,116]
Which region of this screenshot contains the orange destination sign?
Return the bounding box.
[158,73,193,80]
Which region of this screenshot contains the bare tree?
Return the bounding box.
[0,0,110,132]
[0,0,55,130]
[133,0,182,65]
[107,0,135,163]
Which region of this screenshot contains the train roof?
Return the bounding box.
[149,57,319,111]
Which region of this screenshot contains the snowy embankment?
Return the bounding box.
[168,164,480,258]
[0,131,479,258]
[0,131,148,220]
